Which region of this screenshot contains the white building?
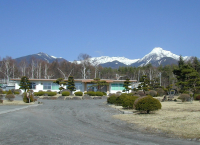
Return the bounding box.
[11,79,138,94]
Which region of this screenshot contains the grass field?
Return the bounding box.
[113,97,200,139]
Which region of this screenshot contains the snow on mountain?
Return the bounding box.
[137,47,190,66]
[90,56,139,65]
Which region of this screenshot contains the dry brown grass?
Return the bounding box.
[113,98,200,139]
[0,100,35,105]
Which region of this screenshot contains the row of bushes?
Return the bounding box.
[107,94,162,113]
[0,89,21,95]
[85,91,106,96]
[34,91,57,96]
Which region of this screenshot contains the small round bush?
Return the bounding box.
[87,91,96,96]
[62,91,70,96]
[178,94,191,102]
[137,91,145,96]
[107,95,117,104]
[116,91,122,97]
[7,90,13,95]
[155,88,165,96]
[0,88,3,94]
[96,91,103,96]
[148,90,157,97]
[34,91,45,96]
[195,95,200,100]
[14,91,20,95]
[102,92,107,95]
[74,91,83,96]
[47,92,57,96]
[5,94,15,101]
[122,96,139,109]
[135,96,162,114]
[134,96,148,108]
[115,94,127,106]
[23,93,34,103]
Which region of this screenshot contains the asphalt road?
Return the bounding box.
[0,99,199,145]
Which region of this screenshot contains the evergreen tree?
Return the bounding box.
[67,76,76,94]
[19,76,31,92]
[137,75,150,94]
[91,78,109,92]
[53,78,67,92]
[123,78,131,93]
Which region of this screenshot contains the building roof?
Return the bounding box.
[11,78,137,83]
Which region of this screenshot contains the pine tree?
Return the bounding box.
[137,75,150,94]
[53,78,67,92]
[67,76,76,94]
[19,76,30,92]
[123,78,131,93]
[91,78,109,92]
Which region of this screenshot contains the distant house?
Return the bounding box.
[11,79,138,94]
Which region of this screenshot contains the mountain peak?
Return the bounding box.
[150,47,164,54]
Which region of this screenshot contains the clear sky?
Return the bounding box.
[0,0,200,61]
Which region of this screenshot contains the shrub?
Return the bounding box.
[0,94,4,100]
[47,92,57,96]
[14,91,20,95]
[148,90,157,97]
[74,91,83,96]
[96,91,103,96]
[122,96,139,109]
[23,92,34,103]
[62,91,70,96]
[15,89,22,94]
[116,91,122,96]
[134,96,148,109]
[87,91,96,96]
[115,94,127,106]
[108,93,116,97]
[178,94,191,102]
[0,88,3,94]
[195,95,200,100]
[7,90,13,95]
[34,91,45,96]
[107,95,117,104]
[2,91,7,94]
[137,91,145,96]
[5,94,15,101]
[155,88,165,96]
[102,92,107,95]
[135,96,162,113]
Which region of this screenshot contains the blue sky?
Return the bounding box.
[0,0,200,61]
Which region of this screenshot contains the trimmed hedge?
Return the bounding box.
[178,94,191,102]
[34,91,45,96]
[23,92,35,103]
[96,91,103,96]
[87,91,96,96]
[135,96,162,114]
[47,92,57,96]
[122,96,139,109]
[148,90,157,97]
[5,94,15,101]
[62,91,70,96]
[74,91,83,96]
[107,95,117,104]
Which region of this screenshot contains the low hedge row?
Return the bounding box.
[34,91,57,96]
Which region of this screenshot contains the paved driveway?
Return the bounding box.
[0,99,198,145]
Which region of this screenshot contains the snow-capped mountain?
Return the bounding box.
[14,47,192,68]
[90,56,139,65]
[15,52,66,64]
[131,47,190,66]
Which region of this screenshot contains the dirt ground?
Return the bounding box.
[113,96,200,139]
[0,100,35,105]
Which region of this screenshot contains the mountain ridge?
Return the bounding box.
[14,47,192,68]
